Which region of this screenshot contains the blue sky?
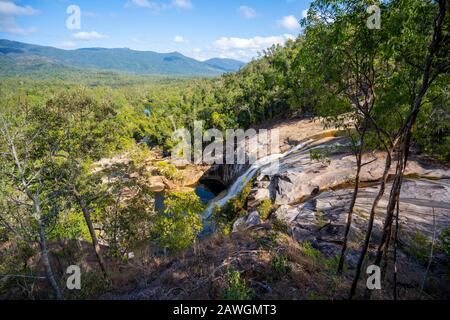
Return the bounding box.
[0,0,312,61]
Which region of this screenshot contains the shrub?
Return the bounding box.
[440,227,450,258]
[271,254,290,276]
[63,268,110,300]
[214,178,253,234]
[155,192,204,253]
[405,231,432,265]
[259,199,273,221]
[155,161,181,181]
[302,241,323,261]
[222,268,253,300]
[310,148,331,165]
[0,241,37,298]
[254,231,279,250]
[47,209,91,242]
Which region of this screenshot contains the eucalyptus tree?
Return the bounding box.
[0,97,62,299]
[369,0,449,299]
[38,89,122,278]
[300,0,388,275]
[300,0,449,299]
[0,86,124,294]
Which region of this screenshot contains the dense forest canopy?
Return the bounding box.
[0,0,449,300]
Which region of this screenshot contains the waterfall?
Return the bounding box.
[202,139,315,220]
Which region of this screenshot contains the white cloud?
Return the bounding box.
[0,15,37,35]
[125,0,159,9]
[125,0,192,11]
[206,34,295,62]
[0,1,39,16]
[279,15,300,31]
[173,35,189,43]
[172,0,192,9]
[214,34,294,50]
[238,5,256,19]
[73,31,108,40]
[0,1,39,35]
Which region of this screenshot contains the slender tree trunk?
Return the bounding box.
[373,0,447,273]
[37,220,62,300]
[349,149,392,299]
[74,191,108,279]
[378,158,401,285]
[373,158,403,268]
[28,186,62,299]
[338,124,367,274]
[392,196,400,300]
[381,220,393,278]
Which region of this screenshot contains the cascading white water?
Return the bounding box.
[202,139,315,220]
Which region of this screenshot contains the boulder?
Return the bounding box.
[247,188,271,209]
[233,211,261,232]
[273,205,300,224]
[148,176,166,192]
[172,159,191,169]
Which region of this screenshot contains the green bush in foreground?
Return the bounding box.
[155,192,204,253]
[222,268,254,300]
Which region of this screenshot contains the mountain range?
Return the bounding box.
[0,39,246,77]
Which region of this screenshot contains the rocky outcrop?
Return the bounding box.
[200,118,339,193]
[200,163,247,190]
[233,211,261,232]
[269,142,450,205]
[272,178,450,265]
[218,119,450,268]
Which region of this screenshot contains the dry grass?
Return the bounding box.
[3,222,449,300]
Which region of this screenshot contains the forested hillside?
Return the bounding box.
[0,0,449,300]
[0,40,245,77]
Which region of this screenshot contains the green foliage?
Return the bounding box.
[0,241,37,298]
[155,161,181,181]
[440,227,450,259]
[405,231,432,265]
[222,268,254,300]
[315,210,327,229]
[214,179,253,234]
[101,192,156,258]
[414,84,450,161]
[271,254,290,276]
[155,192,204,253]
[310,149,331,166]
[63,268,110,300]
[254,231,279,250]
[259,199,273,221]
[302,242,323,261]
[1,0,449,299]
[47,210,90,241]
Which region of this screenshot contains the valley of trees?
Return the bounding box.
[0,0,449,300]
